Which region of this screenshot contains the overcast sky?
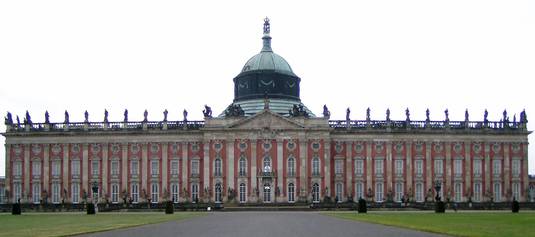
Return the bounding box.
[1,0,534,176]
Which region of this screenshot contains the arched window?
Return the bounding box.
[312,157,320,176]
[263,157,271,173]
[335,183,343,202]
[239,157,247,176]
[263,183,271,203]
[288,183,295,203]
[239,183,246,203]
[215,183,222,203]
[215,158,222,176]
[287,157,295,176]
[312,183,320,203]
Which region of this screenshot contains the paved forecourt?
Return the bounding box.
[80,212,446,237]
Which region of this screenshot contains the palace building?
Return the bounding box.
[1,19,531,206]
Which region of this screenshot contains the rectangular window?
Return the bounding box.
[494,182,501,202]
[434,159,443,176]
[52,182,60,204]
[171,160,179,175]
[191,184,199,202]
[131,183,139,203]
[111,160,119,175]
[474,160,482,176]
[493,160,501,175]
[375,160,383,175]
[375,182,383,202]
[287,184,294,203]
[355,160,363,175]
[111,184,119,203]
[395,160,403,175]
[32,183,41,204]
[0,187,4,204]
[171,183,179,203]
[14,183,22,202]
[335,160,343,174]
[71,160,80,176]
[512,159,521,177]
[355,182,364,200]
[51,161,61,176]
[32,161,41,176]
[415,160,423,176]
[13,161,22,176]
[151,160,159,175]
[192,160,199,175]
[415,183,424,202]
[454,183,462,202]
[473,182,482,202]
[72,183,80,203]
[454,159,462,176]
[131,160,139,175]
[512,182,520,200]
[395,182,403,202]
[92,160,99,176]
[151,183,159,203]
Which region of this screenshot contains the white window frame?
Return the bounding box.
[131,160,139,175]
[287,183,295,203]
[72,183,80,204]
[312,157,320,176]
[312,183,320,203]
[335,160,343,175]
[92,160,99,176]
[473,182,482,202]
[151,183,159,203]
[454,159,462,176]
[131,183,139,203]
[512,159,521,177]
[335,183,343,202]
[191,184,199,202]
[191,160,200,176]
[215,183,222,203]
[415,182,424,202]
[214,158,222,176]
[375,160,383,175]
[32,183,40,204]
[512,182,520,201]
[14,183,22,202]
[13,161,22,176]
[239,157,247,176]
[375,182,383,202]
[395,182,403,202]
[355,159,364,175]
[171,160,179,175]
[434,159,443,176]
[494,182,501,202]
[171,183,179,203]
[415,159,423,176]
[240,183,247,203]
[287,157,295,176]
[454,182,462,202]
[111,160,119,176]
[151,160,159,176]
[32,161,41,177]
[71,160,80,176]
[474,159,482,176]
[355,182,364,200]
[51,160,61,176]
[493,160,501,176]
[52,182,60,204]
[111,183,119,203]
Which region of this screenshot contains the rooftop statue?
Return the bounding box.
[183,109,188,121]
[405,108,410,121]
[16,116,20,127]
[366,107,371,121]
[444,109,449,122]
[104,109,109,123]
[322,105,330,118]
[124,109,128,122]
[513,114,517,127]
[289,104,309,118]
[503,109,508,121]
[386,108,390,121]
[84,110,89,123]
[25,111,32,125]
[45,111,50,124]
[484,109,489,123]
[225,104,245,117]
[346,108,350,121]
[203,105,212,118]
[263,17,270,34]
[465,109,469,121]
[425,109,430,122]
[163,109,168,122]
[5,112,13,125]
[143,109,148,122]
[64,110,69,124]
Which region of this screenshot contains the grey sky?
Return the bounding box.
[1,0,534,176]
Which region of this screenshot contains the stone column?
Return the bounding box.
[523,142,529,202]
[276,139,283,195]
[345,141,352,200]
[227,140,235,193]
[406,141,412,192]
[299,140,307,195]
[43,144,50,193]
[323,139,331,197]
[366,142,372,191]
[162,143,169,196]
[251,140,257,201]
[181,142,188,196]
[24,144,30,198]
[445,142,452,195]
[386,141,392,192]
[464,142,471,199]
[5,144,10,197]
[62,144,69,201]
[484,143,491,196]
[82,144,89,194]
[203,142,210,191]
[503,143,510,200]
[121,143,128,191]
[425,142,432,192]
[141,143,148,197]
[102,143,108,198]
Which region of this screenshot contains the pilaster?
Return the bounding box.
[425,142,432,191]
[82,144,89,194]
[5,144,10,196]
[345,141,352,199]
[141,143,148,195]
[251,140,257,199]
[299,140,307,194]
[62,144,69,201]
[523,142,529,202]
[43,144,49,192]
[503,143,510,199]
[484,143,491,193]
[102,143,108,198]
[203,142,209,190]
[276,139,283,193]
[24,144,30,198]
[464,142,471,197]
[366,141,372,191]
[121,143,128,191]
[386,141,392,192]
[445,141,451,195]
[227,140,235,191]
[181,142,188,195]
[406,141,412,191]
[162,143,168,194]
[323,139,331,196]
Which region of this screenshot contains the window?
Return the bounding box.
[312,157,320,176]
[375,160,383,175]
[52,161,61,176]
[14,183,22,202]
[454,183,462,202]
[71,160,80,176]
[395,182,403,202]
[13,161,22,176]
[240,183,247,203]
[52,182,60,204]
[151,160,159,176]
[151,183,159,203]
[131,160,139,175]
[191,160,199,176]
[335,160,343,175]
[375,182,384,202]
[111,183,119,203]
[288,183,295,203]
[72,183,80,203]
[512,182,520,201]
[0,186,4,204]
[263,183,271,203]
[263,157,272,173]
[111,160,119,176]
[215,183,222,203]
[239,157,247,176]
[494,182,501,202]
[287,157,295,176]
[415,183,424,202]
[191,184,199,202]
[395,160,403,175]
[474,160,482,176]
[131,183,139,203]
[335,183,343,202]
[32,183,40,204]
[32,161,41,176]
[312,183,320,203]
[92,160,99,176]
[493,160,501,176]
[415,160,423,176]
[453,159,461,176]
[434,159,443,175]
[512,159,521,177]
[171,183,179,203]
[473,182,482,202]
[214,158,222,176]
[355,182,364,200]
[355,160,363,175]
[171,160,179,175]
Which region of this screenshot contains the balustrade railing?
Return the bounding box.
[328,119,525,132]
[6,120,205,132]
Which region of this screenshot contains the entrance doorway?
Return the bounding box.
[263,183,271,203]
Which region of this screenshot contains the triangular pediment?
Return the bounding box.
[228,110,304,129]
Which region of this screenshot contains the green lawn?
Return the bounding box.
[0,212,204,237]
[326,211,535,237]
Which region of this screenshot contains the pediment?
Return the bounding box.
[228,110,304,129]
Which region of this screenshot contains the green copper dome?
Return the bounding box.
[241,47,295,76]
